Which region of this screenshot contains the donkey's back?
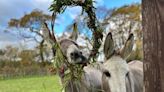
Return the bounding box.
[128,60,143,92]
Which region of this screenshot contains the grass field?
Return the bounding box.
[0,76,62,92]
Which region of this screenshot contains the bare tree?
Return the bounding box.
[8,9,52,62]
[142,0,164,92]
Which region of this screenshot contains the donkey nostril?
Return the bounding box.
[70,52,79,59]
[104,71,111,77]
[70,52,74,56]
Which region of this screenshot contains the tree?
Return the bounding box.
[103,4,142,61]
[19,50,36,66]
[142,0,164,92]
[8,9,52,62]
[4,45,19,61]
[8,9,51,28]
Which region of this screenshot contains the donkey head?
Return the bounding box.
[60,39,87,64]
[102,32,134,92]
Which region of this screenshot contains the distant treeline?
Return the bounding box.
[0,60,54,79]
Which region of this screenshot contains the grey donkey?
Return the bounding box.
[101,32,143,92]
[59,38,103,92]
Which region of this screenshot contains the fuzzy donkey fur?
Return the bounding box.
[59,38,103,92]
[101,32,143,92]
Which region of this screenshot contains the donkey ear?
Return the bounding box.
[104,32,115,59]
[120,34,134,59]
[69,23,79,41]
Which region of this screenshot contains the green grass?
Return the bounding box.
[0,75,62,92]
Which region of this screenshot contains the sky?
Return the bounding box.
[0,0,141,49]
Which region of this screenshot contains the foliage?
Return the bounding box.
[49,0,103,60]
[0,60,53,79]
[8,19,19,27]
[111,4,141,21]
[0,45,55,78]
[8,9,51,28]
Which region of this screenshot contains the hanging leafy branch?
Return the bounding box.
[46,1,104,90]
[49,0,103,62]
[42,20,85,91]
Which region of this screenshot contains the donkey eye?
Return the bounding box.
[80,51,82,55]
[103,71,111,77]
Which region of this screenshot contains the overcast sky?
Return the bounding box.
[0,0,141,49]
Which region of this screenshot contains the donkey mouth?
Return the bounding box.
[76,59,89,68]
[76,61,88,66]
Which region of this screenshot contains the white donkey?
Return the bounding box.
[101,32,143,92]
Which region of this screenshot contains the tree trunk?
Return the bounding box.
[40,40,44,62]
[142,0,164,92]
